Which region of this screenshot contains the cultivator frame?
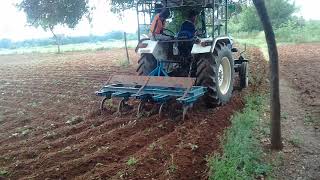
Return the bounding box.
[96,75,206,120]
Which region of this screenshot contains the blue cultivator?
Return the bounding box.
[96,75,206,120]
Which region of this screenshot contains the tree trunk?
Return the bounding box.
[252,0,283,150]
[50,26,61,54]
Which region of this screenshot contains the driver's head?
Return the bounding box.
[159,8,170,20]
[188,10,198,23]
[155,3,163,14]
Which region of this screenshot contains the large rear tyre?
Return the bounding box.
[136,54,157,75]
[196,43,234,107]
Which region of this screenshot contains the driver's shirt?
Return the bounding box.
[150,14,164,35]
[179,20,196,39]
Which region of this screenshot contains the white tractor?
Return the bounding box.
[135,0,249,107]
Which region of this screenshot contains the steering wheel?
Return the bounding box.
[163,28,176,38]
[195,29,206,37]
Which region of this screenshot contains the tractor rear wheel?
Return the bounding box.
[136,54,157,75]
[196,43,234,107]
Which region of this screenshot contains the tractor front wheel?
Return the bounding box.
[196,43,234,107]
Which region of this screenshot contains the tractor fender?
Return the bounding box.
[136,39,158,55]
[191,37,212,54]
[211,36,233,52]
[191,36,233,54]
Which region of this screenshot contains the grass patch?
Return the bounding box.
[208,94,272,179]
[233,31,269,59]
[166,154,177,174]
[232,21,320,60]
[119,59,130,67]
[304,113,319,126]
[126,157,138,166]
[0,169,8,177]
[288,133,302,147]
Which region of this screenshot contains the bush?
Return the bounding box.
[275,20,320,43]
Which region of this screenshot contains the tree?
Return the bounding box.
[252,0,283,150]
[233,0,297,32]
[110,0,135,13]
[18,0,90,53]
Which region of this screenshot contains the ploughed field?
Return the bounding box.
[279,43,320,122]
[0,47,266,179]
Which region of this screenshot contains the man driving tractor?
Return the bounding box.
[177,10,199,56]
[178,10,198,39]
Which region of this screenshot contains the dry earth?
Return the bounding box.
[0,48,266,179]
[275,43,320,179]
[1,44,318,179]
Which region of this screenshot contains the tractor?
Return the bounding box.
[96,0,249,120]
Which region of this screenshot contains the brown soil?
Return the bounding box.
[0,48,264,179]
[275,43,320,179]
[279,44,320,121]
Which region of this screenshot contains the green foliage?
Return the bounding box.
[110,0,135,13]
[232,20,320,57]
[275,20,320,43]
[166,8,203,35]
[266,0,297,28]
[0,169,8,176]
[167,164,177,174]
[238,6,262,32]
[18,0,91,53]
[18,0,90,30]
[166,10,186,33]
[288,134,302,147]
[208,94,272,180]
[126,157,138,166]
[230,0,297,32]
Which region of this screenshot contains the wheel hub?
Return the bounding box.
[218,64,224,86]
[218,57,232,95]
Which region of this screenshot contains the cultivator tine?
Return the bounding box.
[100,97,109,111]
[117,98,130,115]
[159,102,167,119]
[137,100,146,117]
[117,99,124,114]
[182,106,189,121]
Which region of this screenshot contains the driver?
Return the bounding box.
[178,10,198,39]
[177,10,198,57]
[149,8,172,41]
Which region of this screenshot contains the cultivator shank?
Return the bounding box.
[96,75,206,120]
